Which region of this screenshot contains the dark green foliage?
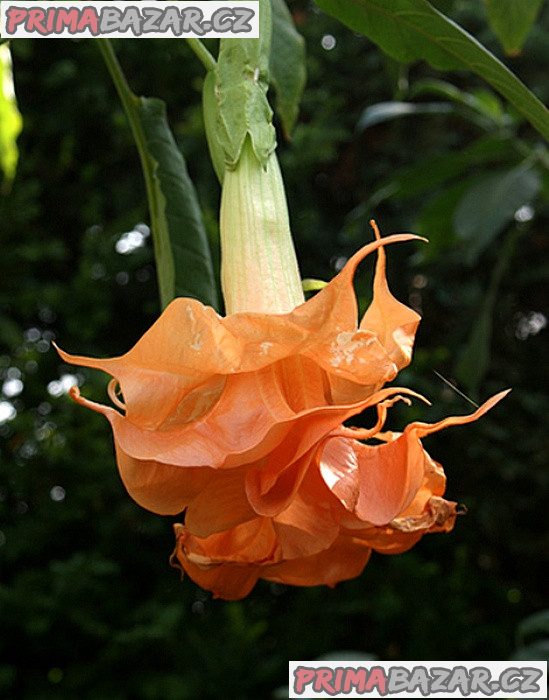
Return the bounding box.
[0,4,548,697]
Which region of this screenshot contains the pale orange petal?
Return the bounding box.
[114,444,211,516]
[264,535,372,588]
[327,434,425,526]
[391,495,458,534]
[184,468,256,537]
[350,526,422,554]
[272,492,339,559]
[178,519,277,564]
[360,222,421,371]
[245,447,313,517]
[170,521,276,599]
[405,389,511,438]
[320,391,508,527]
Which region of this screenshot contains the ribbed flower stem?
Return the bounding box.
[220,139,305,315]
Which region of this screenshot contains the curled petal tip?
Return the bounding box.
[68,385,80,399]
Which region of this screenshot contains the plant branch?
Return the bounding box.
[186,39,216,72]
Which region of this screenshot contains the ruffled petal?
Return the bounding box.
[114,444,211,516]
[57,234,424,428]
[272,492,339,560]
[360,221,421,371]
[264,535,372,588]
[171,542,261,601]
[405,389,511,438]
[350,527,422,555]
[321,434,425,527]
[170,521,276,600]
[321,391,509,527]
[184,467,256,537]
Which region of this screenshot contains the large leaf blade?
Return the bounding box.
[136,97,220,310]
[99,41,219,311]
[314,0,549,141]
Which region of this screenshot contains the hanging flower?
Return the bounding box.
[55,229,427,533]
[169,390,506,599]
[56,142,508,599]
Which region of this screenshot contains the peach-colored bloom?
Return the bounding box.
[57,227,507,599]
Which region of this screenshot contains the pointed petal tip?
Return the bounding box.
[52,341,69,361]
[368,219,428,245]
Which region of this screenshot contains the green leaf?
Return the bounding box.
[98,41,219,311]
[215,0,276,168]
[302,278,328,292]
[414,177,476,259]
[314,0,549,141]
[136,98,220,310]
[453,163,541,265]
[270,0,307,138]
[0,44,22,185]
[485,0,544,56]
[367,134,514,206]
[357,100,453,129]
[410,78,508,126]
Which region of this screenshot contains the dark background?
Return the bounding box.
[1,1,548,697]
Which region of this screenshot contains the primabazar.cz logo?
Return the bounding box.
[289,661,548,699]
[0,1,260,39]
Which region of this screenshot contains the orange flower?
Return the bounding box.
[56,222,508,599]
[169,390,506,599]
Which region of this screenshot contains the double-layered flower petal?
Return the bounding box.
[57,230,507,599]
[169,390,506,599]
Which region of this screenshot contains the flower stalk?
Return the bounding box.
[220,138,305,314]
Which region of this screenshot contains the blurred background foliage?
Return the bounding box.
[0,0,548,697]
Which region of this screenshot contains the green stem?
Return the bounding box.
[97,40,155,205]
[186,39,216,72]
[97,39,170,308]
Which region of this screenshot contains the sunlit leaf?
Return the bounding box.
[410,78,508,126]
[302,278,328,292]
[0,44,22,185]
[357,100,453,130]
[314,0,549,140]
[485,0,544,56]
[270,0,307,138]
